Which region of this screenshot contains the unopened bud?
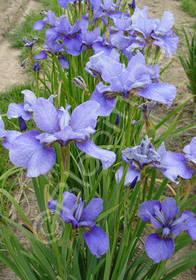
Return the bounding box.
[72,76,87,90]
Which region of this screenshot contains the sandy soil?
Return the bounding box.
[0,0,41,92]
[0,0,196,279]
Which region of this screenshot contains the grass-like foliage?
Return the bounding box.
[178,26,196,102]
[181,0,196,17]
[0,1,196,280]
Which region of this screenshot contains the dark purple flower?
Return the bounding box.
[80,16,102,48]
[129,0,136,9]
[58,0,80,8]
[47,192,109,258]
[34,50,48,61]
[23,37,38,49]
[138,198,196,263]
[18,117,27,131]
[115,112,120,125]
[33,61,40,72]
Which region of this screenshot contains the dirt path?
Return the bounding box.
[0,0,41,92]
[0,1,195,280]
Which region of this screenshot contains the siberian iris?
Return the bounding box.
[138,198,196,263]
[47,191,109,258]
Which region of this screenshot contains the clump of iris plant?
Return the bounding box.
[138,198,196,263]
[115,136,193,187]
[47,191,109,258]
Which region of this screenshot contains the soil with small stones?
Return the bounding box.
[0,0,196,279]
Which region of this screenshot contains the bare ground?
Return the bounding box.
[0,0,196,279]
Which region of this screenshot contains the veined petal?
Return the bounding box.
[9,130,56,177]
[138,200,162,222]
[76,137,116,169]
[2,130,21,150]
[83,226,109,258]
[33,98,60,133]
[158,151,193,183]
[90,83,115,117]
[162,198,179,222]
[47,192,77,225]
[82,198,103,221]
[124,164,140,186]
[71,101,99,134]
[145,233,174,263]
[115,166,124,183]
[138,83,177,106]
[33,19,46,31]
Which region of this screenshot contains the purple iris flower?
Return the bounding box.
[138,198,196,263]
[33,10,56,30]
[183,137,196,165]
[23,37,38,49]
[116,136,193,186]
[8,98,116,177]
[151,12,179,57]
[47,191,109,258]
[86,50,176,106]
[80,16,102,49]
[156,142,193,183]
[41,28,69,69]
[33,61,40,72]
[130,7,179,57]
[54,17,82,56]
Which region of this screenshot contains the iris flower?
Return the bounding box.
[116,136,193,187]
[138,198,196,262]
[8,97,116,177]
[47,191,109,258]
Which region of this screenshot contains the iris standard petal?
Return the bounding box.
[70,101,99,134]
[145,233,174,263]
[83,226,109,258]
[115,166,124,183]
[33,98,60,133]
[124,164,140,186]
[76,137,116,169]
[47,192,77,224]
[162,198,179,222]
[82,198,103,221]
